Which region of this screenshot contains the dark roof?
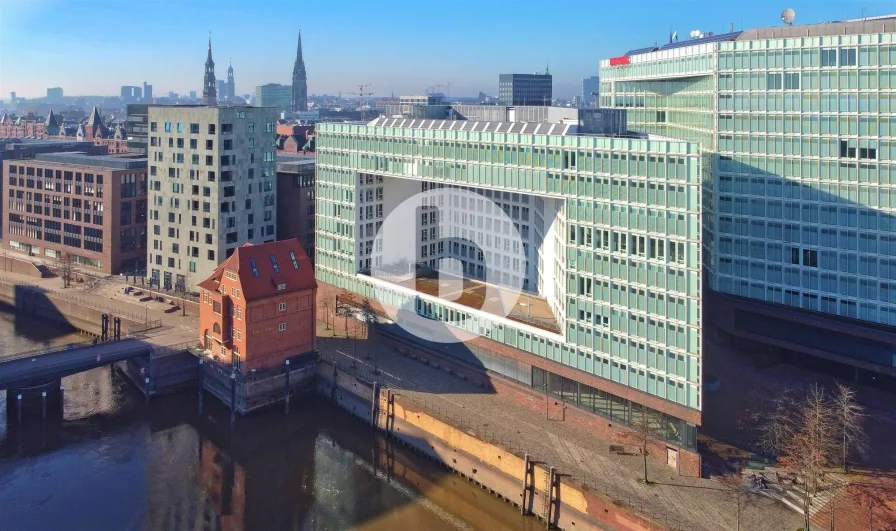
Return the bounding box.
[625,46,658,56]
[198,239,316,301]
[624,31,742,57]
[33,152,147,170]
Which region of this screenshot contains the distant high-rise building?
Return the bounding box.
[189,91,197,100]
[498,72,551,106]
[226,60,235,102]
[46,87,63,103]
[147,105,278,290]
[9,92,16,109]
[143,82,153,102]
[256,83,292,113]
[202,36,217,105]
[291,30,307,112]
[121,85,142,103]
[582,76,599,107]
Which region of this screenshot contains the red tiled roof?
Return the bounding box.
[197,239,316,301]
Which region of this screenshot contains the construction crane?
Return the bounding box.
[346,83,373,120]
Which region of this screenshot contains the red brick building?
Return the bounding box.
[2,151,148,274]
[198,239,316,373]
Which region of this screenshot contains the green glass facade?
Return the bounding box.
[602,33,896,330]
[315,122,703,437]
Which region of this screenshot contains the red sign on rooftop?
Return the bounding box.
[609,56,630,66]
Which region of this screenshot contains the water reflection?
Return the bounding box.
[1,359,532,531]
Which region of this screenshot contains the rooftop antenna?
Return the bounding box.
[781,8,796,25]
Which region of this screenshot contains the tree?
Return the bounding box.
[759,384,838,531]
[831,382,867,473]
[718,472,749,531]
[57,252,74,288]
[359,298,378,338]
[625,404,660,484]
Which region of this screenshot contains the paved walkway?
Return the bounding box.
[315,321,800,531]
[0,270,197,331]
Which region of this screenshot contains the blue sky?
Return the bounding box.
[0,0,892,99]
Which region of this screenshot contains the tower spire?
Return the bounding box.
[203,31,217,105]
[292,29,308,112]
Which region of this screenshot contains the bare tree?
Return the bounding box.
[760,384,837,531]
[624,404,660,484]
[718,472,749,531]
[831,382,867,473]
[57,252,74,288]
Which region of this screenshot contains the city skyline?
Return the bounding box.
[2,0,891,100]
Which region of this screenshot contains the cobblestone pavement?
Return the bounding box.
[316,322,800,531]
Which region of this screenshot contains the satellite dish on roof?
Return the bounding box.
[782,8,796,25]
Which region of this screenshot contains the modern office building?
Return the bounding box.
[146,104,278,292]
[276,155,315,255]
[2,152,147,274]
[498,73,552,106]
[316,116,703,466]
[143,82,153,102]
[46,87,63,103]
[255,84,292,114]
[600,16,896,380]
[126,104,149,154]
[582,76,600,107]
[121,86,142,103]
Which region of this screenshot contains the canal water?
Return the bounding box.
[0,312,536,531]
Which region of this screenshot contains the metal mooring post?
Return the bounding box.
[197,359,204,415]
[17,393,22,422]
[284,359,291,415]
[229,370,237,432]
[41,391,47,420]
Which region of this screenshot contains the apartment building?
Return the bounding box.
[600,16,896,380]
[276,155,315,257]
[147,105,278,292]
[316,117,703,463]
[3,152,147,273]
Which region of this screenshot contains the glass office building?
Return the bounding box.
[316,117,703,448]
[600,17,896,377]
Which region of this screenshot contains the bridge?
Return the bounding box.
[0,329,197,391]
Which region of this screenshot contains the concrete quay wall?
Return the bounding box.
[0,280,140,336]
[316,359,667,531]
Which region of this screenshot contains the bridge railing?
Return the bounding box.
[0,276,145,323]
[0,340,100,363]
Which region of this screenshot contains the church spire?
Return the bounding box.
[203,31,217,105]
[291,30,308,112]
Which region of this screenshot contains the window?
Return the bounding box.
[278,322,286,332]
[208,124,216,135]
[270,254,279,273]
[803,249,818,268]
[249,257,259,277]
[276,283,286,291]
[279,302,286,312]
[766,73,782,90]
[190,123,199,134]
[783,72,800,90]
[289,250,299,269]
[820,47,837,67]
[164,122,171,133]
[839,47,857,67]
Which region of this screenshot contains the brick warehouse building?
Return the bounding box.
[2,151,148,274]
[197,239,316,373]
